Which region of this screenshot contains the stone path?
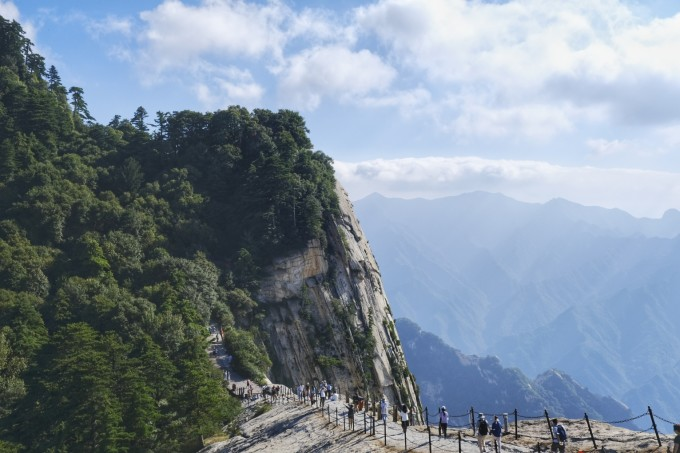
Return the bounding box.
[206,324,268,403]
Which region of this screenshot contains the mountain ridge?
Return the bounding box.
[354,191,680,432]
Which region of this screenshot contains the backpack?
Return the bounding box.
[556,424,567,442]
[478,419,488,435]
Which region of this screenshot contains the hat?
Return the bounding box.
[441,406,446,410]
[478,413,485,419]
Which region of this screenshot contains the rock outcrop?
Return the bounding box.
[257,181,420,413]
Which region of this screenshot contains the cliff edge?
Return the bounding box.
[257,181,420,412]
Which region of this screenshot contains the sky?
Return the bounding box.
[3,0,680,218]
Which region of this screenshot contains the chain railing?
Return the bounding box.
[225,380,678,453]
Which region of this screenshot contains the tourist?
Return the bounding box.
[491,415,502,452]
[400,404,410,434]
[477,413,489,453]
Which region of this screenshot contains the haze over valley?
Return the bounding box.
[355,192,680,430]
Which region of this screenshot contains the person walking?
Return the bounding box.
[346,403,355,430]
[399,404,410,434]
[439,406,449,438]
[672,423,680,453]
[491,415,503,452]
[477,413,489,453]
[550,418,567,453]
[380,397,388,422]
[319,385,326,409]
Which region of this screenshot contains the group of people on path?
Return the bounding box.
[344,394,408,433]
[473,413,503,453]
[296,380,336,408]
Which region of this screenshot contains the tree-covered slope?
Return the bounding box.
[0,16,339,452]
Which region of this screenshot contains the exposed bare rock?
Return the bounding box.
[256,181,420,414]
[202,396,676,453]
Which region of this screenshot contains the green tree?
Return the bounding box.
[131,106,149,133]
[68,86,94,124]
[16,323,130,452]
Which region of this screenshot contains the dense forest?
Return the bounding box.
[0,16,339,452]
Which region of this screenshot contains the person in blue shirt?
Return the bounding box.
[491,415,503,452]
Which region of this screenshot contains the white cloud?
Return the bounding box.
[1,1,36,41]
[0,1,19,20]
[138,0,288,73]
[354,0,680,137]
[278,46,396,110]
[334,157,680,218]
[127,0,680,139]
[190,62,264,109]
[86,15,133,38]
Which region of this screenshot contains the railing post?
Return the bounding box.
[470,406,476,436]
[384,417,387,446]
[336,407,338,426]
[364,410,367,433]
[458,430,462,453]
[426,407,431,453]
[544,409,553,442]
[514,409,518,439]
[584,412,597,450]
[648,406,662,447]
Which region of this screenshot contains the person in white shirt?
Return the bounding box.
[399,404,410,433]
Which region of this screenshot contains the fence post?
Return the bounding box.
[584,412,597,450]
[426,407,432,453]
[364,410,367,433]
[458,430,462,453]
[544,409,553,443]
[404,429,407,453]
[648,406,662,447]
[514,409,518,439]
[470,407,476,436]
[503,412,509,435]
[384,416,387,446]
[336,407,338,426]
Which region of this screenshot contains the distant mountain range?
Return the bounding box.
[354,192,680,430]
[396,318,635,428]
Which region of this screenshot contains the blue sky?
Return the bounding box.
[4,0,680,217]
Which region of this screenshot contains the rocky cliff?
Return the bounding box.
[257,181,420,413]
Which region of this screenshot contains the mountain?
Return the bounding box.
[354,192,680,431]
[0,17,418,451]
[396,318,635,428]
[256,182,420,411]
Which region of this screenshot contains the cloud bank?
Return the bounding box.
[334,157,680,219]
[123,0,680,144]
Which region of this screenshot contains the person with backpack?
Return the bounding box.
[439,406,449,438]
[477,413,489,453]
[399,404,410,434]
[551,418,567,452]
[346,403,355,430]
[491,415,503,452]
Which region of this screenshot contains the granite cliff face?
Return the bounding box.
[257,182,420,412]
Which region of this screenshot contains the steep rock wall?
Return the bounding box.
[257,181,421,412]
